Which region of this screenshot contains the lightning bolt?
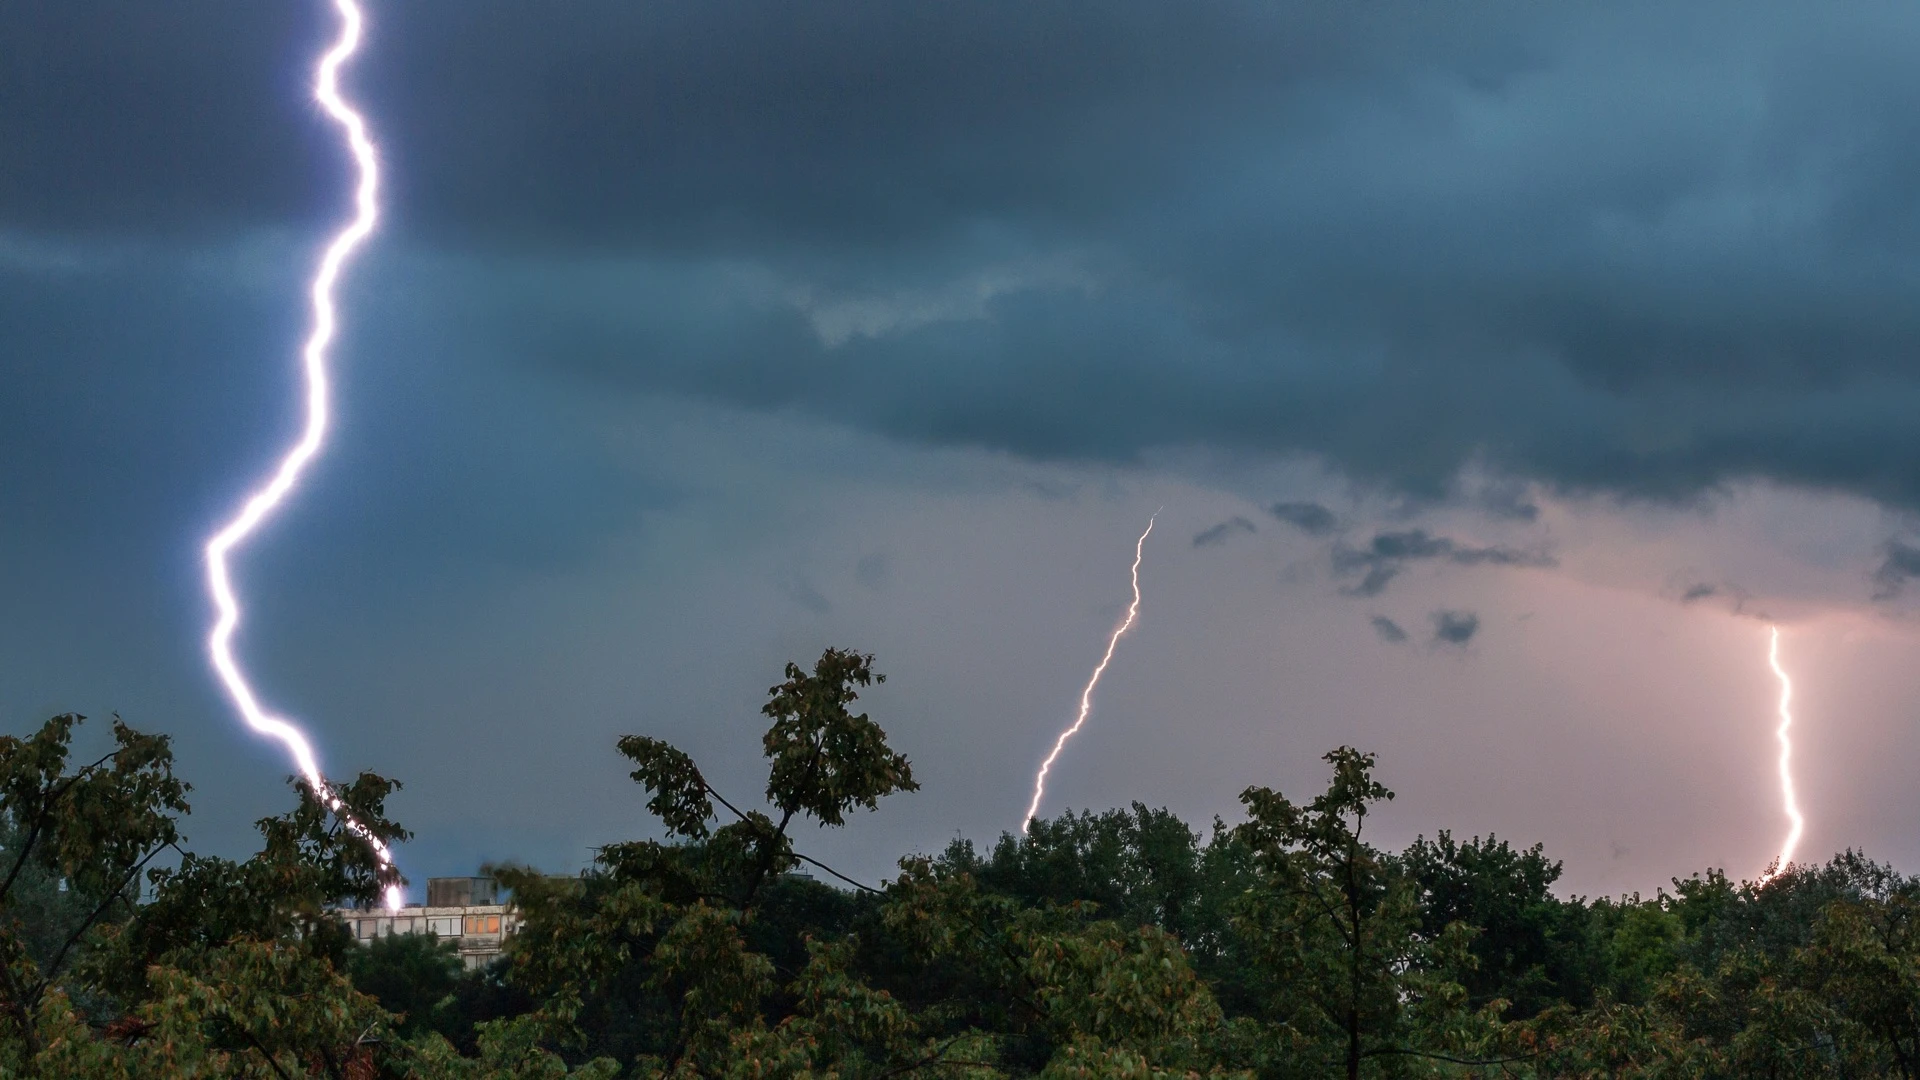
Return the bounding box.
[1021,513,1158,833]
[1763,625,1804,878]
[202,0,401,910]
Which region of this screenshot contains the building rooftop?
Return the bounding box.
[335,875,518,970]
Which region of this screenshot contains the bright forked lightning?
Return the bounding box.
[1763,626,1804,879]
[1022,513,1158,833]
[203,0,401,911]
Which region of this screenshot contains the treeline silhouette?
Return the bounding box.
[3,649,1917,1077]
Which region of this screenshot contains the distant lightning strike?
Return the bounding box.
[1021,514,1158,833]
[202,0,402,910]
[1764,626,1804,878]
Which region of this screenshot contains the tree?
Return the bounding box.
[0,713,188,1058]
[0,710,634,1077]
[347,930,464,1039]
[18,687,1920,1077]
[1401,831,1602,1017]
[1229,747,1508,1079]
[500,647,942,1076]
[943,803,1204,937]
[1796,883,1920,1076]
[882,852,1250,1078]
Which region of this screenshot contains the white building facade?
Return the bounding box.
[337,876,521,970]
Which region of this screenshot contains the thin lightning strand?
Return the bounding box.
[1021,513,1158,833]
[203,0,402,911]
[1764,626,1804,878]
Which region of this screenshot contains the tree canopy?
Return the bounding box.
[6,652,1920,1077]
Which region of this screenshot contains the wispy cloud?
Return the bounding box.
[1370,615,1408,644]
[1332,529,1553,597]
[1431,610,1480,646]
[1193,516,1256,548]
[1873,539,1920,601]
[1269,502,1337,536]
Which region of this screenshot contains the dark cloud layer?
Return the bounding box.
[23,0,1920,906]
[14,3,1920,513]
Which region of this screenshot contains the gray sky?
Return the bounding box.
[6,1,1920,898]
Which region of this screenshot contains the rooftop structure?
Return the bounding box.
[337,876,518,970]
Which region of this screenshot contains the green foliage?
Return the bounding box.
[0,711,614,1076]
[1228,747,1510,1079]
[759,648,917,829]
[15,656,1920,1078]
[950,803,1203,936]
[617,737,714,841]
[503,648,964,1076]
[347,930,464,1038]
[401,1016,621,1080]
[0,814,113,986]
[0,712,189,1060]
[1402,831,1601,1016]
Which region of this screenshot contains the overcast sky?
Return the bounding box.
[7,1,1920,899]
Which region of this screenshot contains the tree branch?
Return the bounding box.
[1362,1045,1542,1066]
[742,729,829,910]
[791,853,879,894]
[869,1031,1006,1079]
[0,748,126,906]
[0,802,52,909]
[0,952,38,1060]
[700,779,878,895]
[37,841,168,990]
[235,1025,296,1080]
[701,781,753,825]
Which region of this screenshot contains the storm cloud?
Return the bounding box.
[1872,541,1920,601]
[1370,615,1409,644]
[1269,502,1339,537]
[19,0,1920,903]
[1332,530,1553,598]
[1193,516,1256,548]
[13,3,1920,512]
[1431,610,1482,646]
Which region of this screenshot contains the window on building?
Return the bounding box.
[428,917,461,937]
